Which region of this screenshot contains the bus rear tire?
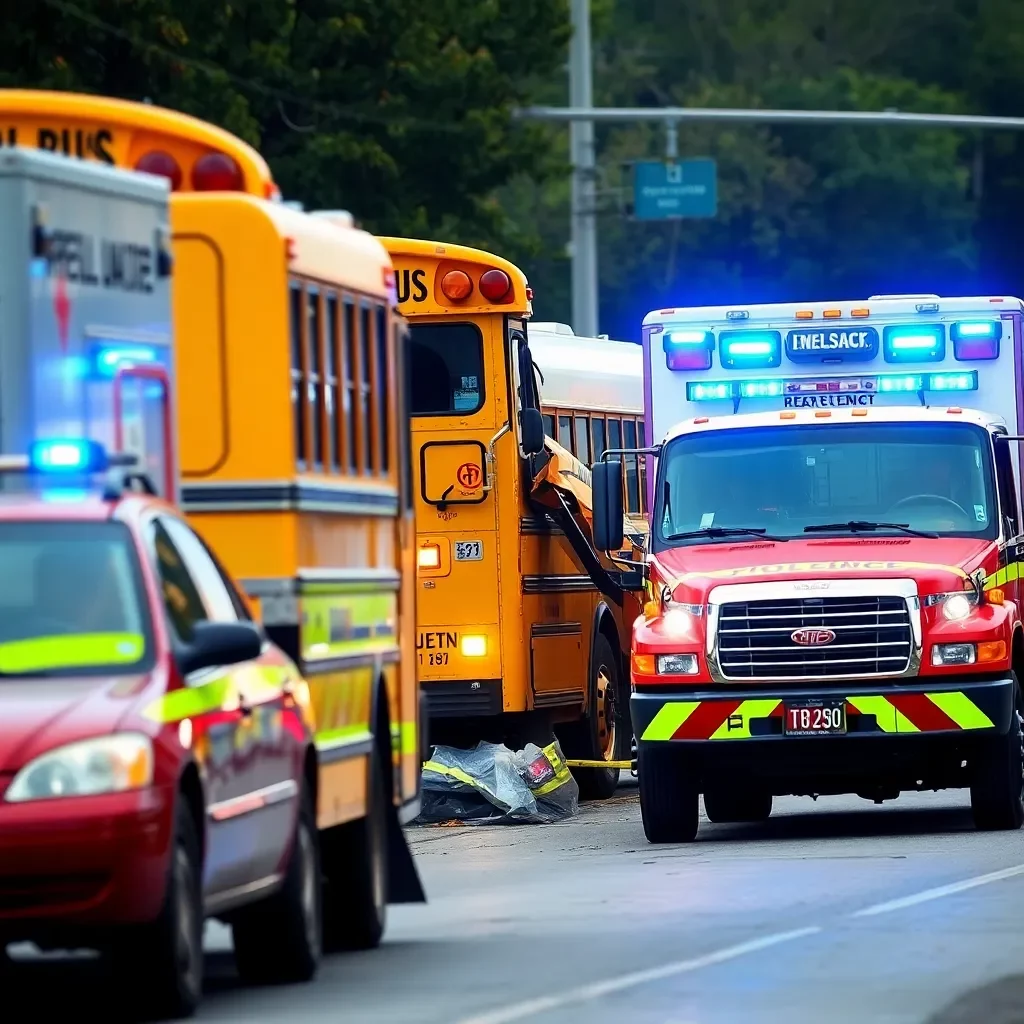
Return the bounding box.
[321,745,389,951]
[638,745,699,844]
[562,634,624,801]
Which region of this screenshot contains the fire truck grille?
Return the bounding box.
[717,596,912,680]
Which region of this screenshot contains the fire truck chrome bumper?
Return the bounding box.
[631,677,1016,744]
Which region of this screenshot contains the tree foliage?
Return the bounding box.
[5,0,1024,339]
[0,0,571,242]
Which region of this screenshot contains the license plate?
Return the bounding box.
[784,700,846,736]
[454,540,483,561]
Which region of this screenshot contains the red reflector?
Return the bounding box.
[441,270,473,301]
[135,150,182,191]
[526,286,534,301]
[479,268,512,302]
[192,152,243,192]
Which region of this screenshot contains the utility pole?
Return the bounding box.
[568,0,598,338]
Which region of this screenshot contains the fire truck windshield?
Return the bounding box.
[654,421,998,549]
[0,521,152,675]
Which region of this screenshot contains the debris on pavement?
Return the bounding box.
[416,740,579,825]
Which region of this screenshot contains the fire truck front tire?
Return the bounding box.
[970,681,1024,831]
[638,744,699,843]
[703,787,772,824]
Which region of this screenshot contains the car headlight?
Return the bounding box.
[4,733,154,803]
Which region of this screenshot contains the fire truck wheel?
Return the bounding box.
[638,745,699,843]
[703,788,772,824]
[970,682,1024,831]
[232,789,322,985]
[321,743,389,951]
[115,800,204,1020]
[562,634,624,801]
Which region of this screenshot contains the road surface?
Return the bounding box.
[8,780,1024,1022]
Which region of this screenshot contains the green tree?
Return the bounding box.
[0,0,571,242]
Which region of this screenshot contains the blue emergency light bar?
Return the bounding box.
[686,370,978,403]
[28,439,110,474]
[665,319,1003,371]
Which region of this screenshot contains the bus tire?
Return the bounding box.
[971,679,1024,831]
[638,744,699,844]
[703,787,772,823]
[321,744,389,951]
[563,634,623,801]
[232,788,322,985]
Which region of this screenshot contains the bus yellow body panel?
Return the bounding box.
[173,195,420,822]
[0,89,274,196]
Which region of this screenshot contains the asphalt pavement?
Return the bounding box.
[9,775,1024,1023]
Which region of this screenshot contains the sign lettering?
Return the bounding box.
[786,326,879,363]
[683,559,970,581]
[45,231,154,293]
[456,462,482,489]
[396,267,428,304]
[0,125,115,164]
[783,394,875,408]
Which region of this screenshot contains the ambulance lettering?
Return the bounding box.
[784,393,875,408]
[786,327,879,363]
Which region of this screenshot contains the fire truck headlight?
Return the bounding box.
[932,643,976,667]
[657,654,699,675]
[942,593,974,621]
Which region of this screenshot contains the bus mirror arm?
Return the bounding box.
[482,422,511,494]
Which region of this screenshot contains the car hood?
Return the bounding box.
[0,673,153,774]
[654,536,995,604]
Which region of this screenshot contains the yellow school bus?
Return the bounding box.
[380,237,643,799]
[0,89,424,946]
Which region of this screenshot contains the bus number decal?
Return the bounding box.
[454,540,483,560]
[396,268,428,303]
[417,630,457,667]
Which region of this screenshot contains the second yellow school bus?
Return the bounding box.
[380,237,643,799]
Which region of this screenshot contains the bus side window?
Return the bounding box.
[342,299,357,473]
[591,417,607,464]
[289,281,306,468]
[607,417,623,507]
[542,413,555,439]
[623,420,639,513]
[360,303,375,474]
[638,419,647,514]
[306,286,323,470]
[376,303,390,475]
[557,414,572,452]
[325,293,340,473]
[574,415,591,464]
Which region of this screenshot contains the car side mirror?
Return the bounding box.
[520,407,545,456]
[592,460,625,552]
[179,620,263,677]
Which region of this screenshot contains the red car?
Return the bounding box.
[0,441,322,1019]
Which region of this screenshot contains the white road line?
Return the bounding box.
[852,862,1024,918]
[454,926,822,1024]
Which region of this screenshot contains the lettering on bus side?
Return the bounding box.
[417,629,458,667]
[0,126,115,163]
[46,231,154,293]
[783,394,875,408]
[396,268,428,304]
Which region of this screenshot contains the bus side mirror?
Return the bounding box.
[520,408,545,456]
[592,460,624,552]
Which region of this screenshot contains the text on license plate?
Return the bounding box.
[784,701,846,735]
[454,540,483,560]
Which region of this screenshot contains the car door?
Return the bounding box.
[155,514,302,888]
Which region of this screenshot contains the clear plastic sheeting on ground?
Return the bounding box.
[417,740,579,825]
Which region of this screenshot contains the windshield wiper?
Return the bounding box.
[803,520,939,539]
[665,526,789,542]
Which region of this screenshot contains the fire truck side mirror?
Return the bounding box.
[592,460,625,552]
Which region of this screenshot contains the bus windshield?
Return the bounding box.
[0,521,152,676]
[654,421,998,548]
[408,322,485,416]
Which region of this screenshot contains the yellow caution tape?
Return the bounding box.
[565,759,636,770]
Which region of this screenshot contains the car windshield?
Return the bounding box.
[0,521,152,676]
[654,421,999,549]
